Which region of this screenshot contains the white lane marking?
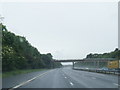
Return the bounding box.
[69,81,74,86]
[113,83,120,86]
[92,77,96,79]
[9,70,54,90]
[96,74,105,76]
[64,77,67,79]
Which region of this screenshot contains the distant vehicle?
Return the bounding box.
[101,67,109,70]
[85,68,89,69]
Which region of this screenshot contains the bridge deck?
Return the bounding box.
[53,58,116,62]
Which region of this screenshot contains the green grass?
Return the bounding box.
[0,73,2,78]
[2,69,47,78]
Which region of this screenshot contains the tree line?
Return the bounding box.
[75,48,120,68]
[2,24,62,72]
[86,48,120,59]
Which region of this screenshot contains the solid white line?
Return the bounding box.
[113,83,120,86]
[70,81,74,86]
[96,74,105,76]
[9,70,54,90]
[92,77,96,79]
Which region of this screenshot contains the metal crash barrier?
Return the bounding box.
[73,68,120,75]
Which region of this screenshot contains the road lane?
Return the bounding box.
[2,67,119,88]
[20,68,81,88]
[62,67,118,88]
[2,69,51,88]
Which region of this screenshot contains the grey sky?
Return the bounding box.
[1,2,118,60]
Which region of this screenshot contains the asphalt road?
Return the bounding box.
[2,67,119,88]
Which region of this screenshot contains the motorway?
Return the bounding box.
[2,67,119,88]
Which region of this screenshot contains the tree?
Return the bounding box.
[2,25,62,72]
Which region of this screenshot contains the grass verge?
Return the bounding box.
[2,69,48,78]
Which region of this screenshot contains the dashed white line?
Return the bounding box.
[65,77,67,79]
[70,81,74,86]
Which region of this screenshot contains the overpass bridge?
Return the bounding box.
[53,58,116,68]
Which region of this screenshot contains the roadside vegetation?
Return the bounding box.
[2,24,62,75]
[2,69,47,78]
[86,48,120,59]
[75,48,120,68]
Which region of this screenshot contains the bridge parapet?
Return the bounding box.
[53,58,116,62]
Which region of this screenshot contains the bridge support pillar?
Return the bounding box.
[97,61,99,69]
[73,62,75,69]
[94,61,96,68]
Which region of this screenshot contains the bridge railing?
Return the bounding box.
[53,58,116,62]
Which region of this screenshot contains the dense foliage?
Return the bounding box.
[2,24,62,72]
[86,48,120,59]
[75,49,120,68]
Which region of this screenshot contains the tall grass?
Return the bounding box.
[2,69,47,78]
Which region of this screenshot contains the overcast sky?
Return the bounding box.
[1,2,118,60]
